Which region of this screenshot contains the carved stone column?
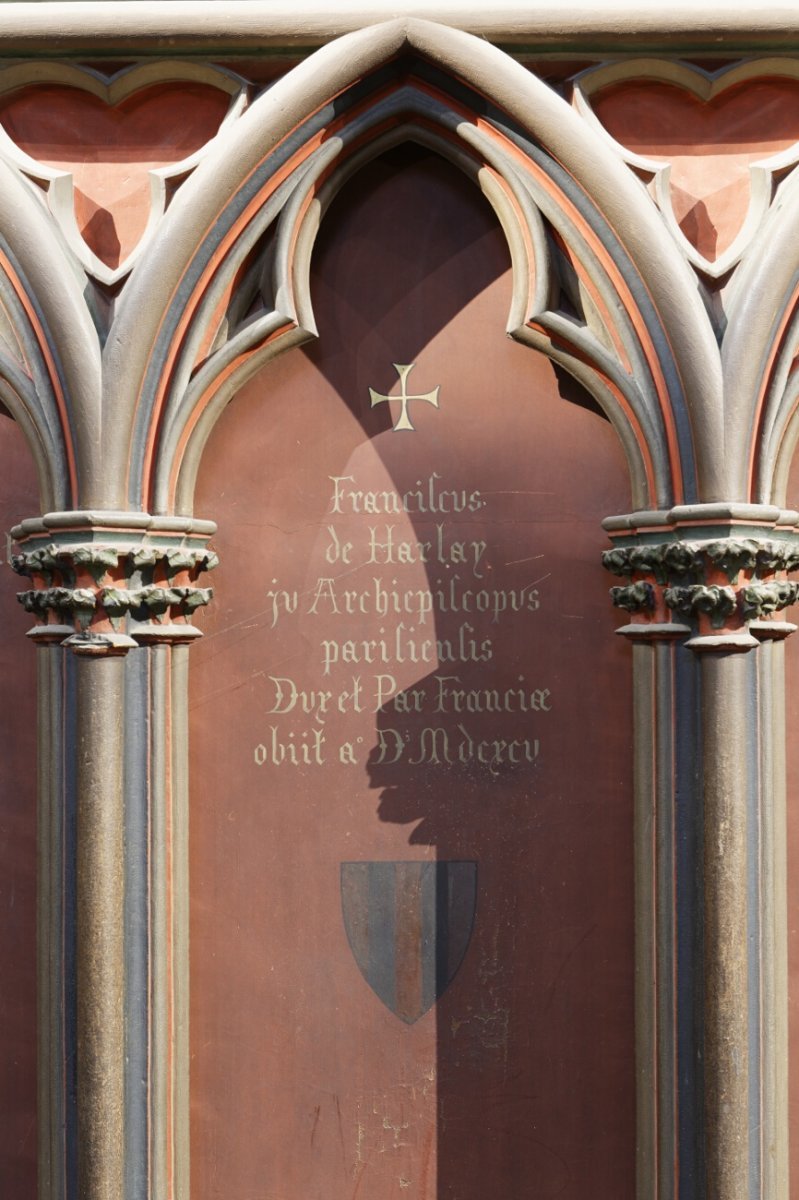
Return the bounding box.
[604,503,796,1200]
[14,511,217,1200]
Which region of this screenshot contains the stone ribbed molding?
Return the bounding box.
[603,503,799,650]
[10,511,217,655]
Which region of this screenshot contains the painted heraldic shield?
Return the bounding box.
[340,861,477,1024]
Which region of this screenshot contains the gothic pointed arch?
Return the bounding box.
[102,17,723,517]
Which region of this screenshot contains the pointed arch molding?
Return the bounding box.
[100,18,723,518]
[723,166,799,506]
[0,155,100,512]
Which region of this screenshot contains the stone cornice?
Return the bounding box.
[0,2,793,55]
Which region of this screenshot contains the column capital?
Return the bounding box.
[602,504,799,651]
[9,511,218,656]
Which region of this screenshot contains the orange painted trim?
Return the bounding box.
[191,252,264,374]
[187,73,409,375]
[167,97,661,505]
[317,107,539,316]
[484,167,538,317]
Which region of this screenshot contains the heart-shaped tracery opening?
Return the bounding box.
[591,78,799,262]
[0,81,231,269]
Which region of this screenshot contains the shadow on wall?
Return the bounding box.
[189,144,635,1200]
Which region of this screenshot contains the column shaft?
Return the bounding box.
[701,652,751,1200]
[36,643,191,1200]
[75,655,126,1200]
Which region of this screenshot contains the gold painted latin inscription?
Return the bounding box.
[255,469,551,771]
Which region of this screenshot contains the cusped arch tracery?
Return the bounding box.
[0,156,101,512]
[722,165,799,506]
[161,109,662,516]
[101,19,722,518]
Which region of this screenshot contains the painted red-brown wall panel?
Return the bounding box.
[190,148,634,1200]
[0,411,39,1197]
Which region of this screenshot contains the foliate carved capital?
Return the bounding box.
[663,584,737,627]
[609,581,656,614]
[602,504,799,652]
[10,512,218,656]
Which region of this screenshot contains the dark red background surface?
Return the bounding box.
[0,410,39,1198]
[190,148,635,1199]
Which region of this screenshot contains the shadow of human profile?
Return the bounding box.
[303,143,635,1197]
[363,632,581,1197]
[347,392,630,1196]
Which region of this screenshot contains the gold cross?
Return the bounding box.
[369,363,440,432]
